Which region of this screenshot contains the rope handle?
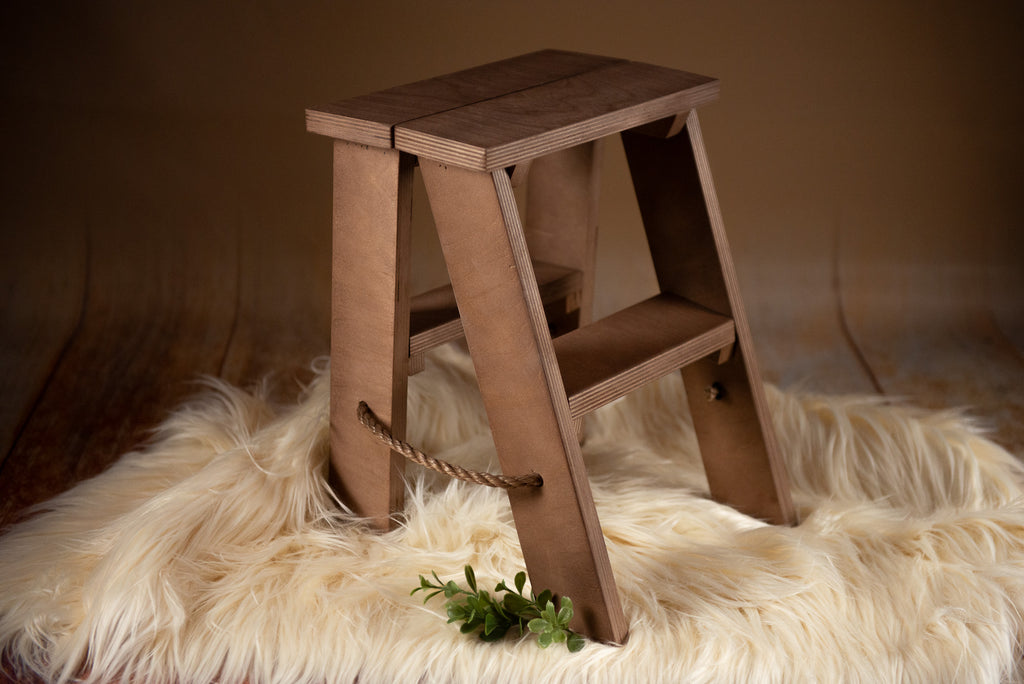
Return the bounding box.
[356,402,543,489]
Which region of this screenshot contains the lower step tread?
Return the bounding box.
[554,293,735,418]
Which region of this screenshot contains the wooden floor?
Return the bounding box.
[2,145,1021,532]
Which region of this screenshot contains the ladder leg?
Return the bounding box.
[420,158,628,644]
[622,112,797,525]
[524,140,603,332]
[330,141,414,531]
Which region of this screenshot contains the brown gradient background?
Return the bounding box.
[1,1,1023,522]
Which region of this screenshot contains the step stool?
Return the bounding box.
[306,50,796,644]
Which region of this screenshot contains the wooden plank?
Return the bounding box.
[395,61,719,170]
[0,214,87,465]
[409,260,581,358]
[0,203,239,530]
[329,141,413,530]
[622,111,796,526]
[743,258,882,395]
[840,256,1024,458]
[524,141,602,326]
[859,316,1024,458]
[217,205,330,398]
[306,50,624,146]
[419,158,628,644]
[556,293,735,418]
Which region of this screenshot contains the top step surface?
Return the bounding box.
[306,50,624,147]
[307,50,718,169]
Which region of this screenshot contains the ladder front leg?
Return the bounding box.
[420,159,628,644]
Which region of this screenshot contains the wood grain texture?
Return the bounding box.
[853,313,1024,457]
[524,142,602,326]
[622,112,796,525]
[839,258,1024,457]
[409,260,581,361]
[329,141,413,530]
[0,214,87,464]
[556,294,735,418]
[217,208,330,396]
[306,50,624,146]
[395,61,718,170]
[0,203,239,529]
[420,158,628,643]
[744,258,882,395]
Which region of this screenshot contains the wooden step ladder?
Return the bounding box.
[306,50,796,645]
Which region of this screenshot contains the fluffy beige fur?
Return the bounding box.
[2,345,1023,683]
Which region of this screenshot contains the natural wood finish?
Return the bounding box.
[329,141,413,531]
[217,211,330,395]
[306,50,624,147]
[556,293,735,418]
[394,61,718,170]
[311,54,790,640]
[0,215,86,464]
[0,205,239,528]
[631,113,688,139]
[622,111,797,526]
[408,261,581,361]
[524,142,602,326]
[419,158,628,644]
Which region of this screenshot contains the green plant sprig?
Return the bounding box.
[412,565,585,652]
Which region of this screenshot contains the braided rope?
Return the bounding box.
[356,402,543,489]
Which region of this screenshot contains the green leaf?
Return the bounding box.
[480,626,508,641]
[557,597,574,625]
[502,593,532,614]
[514,571,527,594]
[413,565,583,653]
[527,618,548,634]
[538,630,554,648]
[484,611,498,635]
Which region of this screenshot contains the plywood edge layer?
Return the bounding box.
[409,261,582,357]
[555,293,736,418]
[306,50,627,145]
[394,74,720,171]
[306,108,393,147]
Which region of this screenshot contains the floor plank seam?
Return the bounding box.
[215,230,244,381]
[0,224,92,477]
[832,225,883,394]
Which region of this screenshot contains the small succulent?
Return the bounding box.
[412,565,585,652]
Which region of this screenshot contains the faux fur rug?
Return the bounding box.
[2,346,1024,683]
